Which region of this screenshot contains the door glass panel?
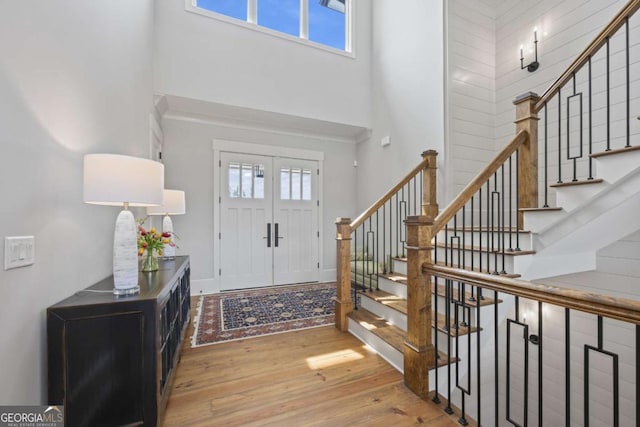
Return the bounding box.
[280,168,291,200]
[302,169,311,200]
[228,162,240,198]
[254,164,265,199]
[291,168,301,200]
[241,164,253,198]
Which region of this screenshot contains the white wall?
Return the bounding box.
[597,228,640,281]
[444,0,497,205]
[161,116,357,294]
[0,1,155,404]
[154,0,371,128]
[356,0,445,211]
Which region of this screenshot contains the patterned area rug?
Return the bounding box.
[191,282,336,347]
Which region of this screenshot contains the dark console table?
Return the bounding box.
[47,256,191,427]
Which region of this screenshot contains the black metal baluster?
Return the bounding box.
[636,326,639,427]
[487,180,491,273]
[571,73,578,182]
[407,180,411,217]
[414,176,418,215]
[558,89,563,183]
[361,223,366,292]
[479,187,483,273]
[470,196,476,302]
[501,164,506,274]
[509,156,514,249]
[565,308,570,427]
[383,203,387,273]
[477,286,482,426]
[516,150,521,251]
[538,301,543,427]
[400,187,406,258]
[492,173,499,275]
[544,104,550,204]
[395,194,399,259]
[367,218,373,292]
[353,228,358,309]
[445,277,453,415]
[494,290,499,427]
[375,212,379,289]
[588,57,593,180]
[606,37,611,151]
[625,18,630,148]
[433,236,441,405]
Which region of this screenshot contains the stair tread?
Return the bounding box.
[357,288,480,336]
[348,308,456,368]
[549,178,604,188]
[519,207,563,212]
[590,144,640,158]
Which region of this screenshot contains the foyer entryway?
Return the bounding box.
[219,151,319,290]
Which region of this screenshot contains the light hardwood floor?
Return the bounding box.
[163,310,457,426]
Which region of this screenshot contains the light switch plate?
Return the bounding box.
[4,236,35,270]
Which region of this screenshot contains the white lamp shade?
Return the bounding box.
[147,189,186,215]
[83,154,164,207]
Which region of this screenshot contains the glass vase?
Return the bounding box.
[141,249,159,272]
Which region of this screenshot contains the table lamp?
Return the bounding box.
[146,189,186,258]
[83,154,164,295]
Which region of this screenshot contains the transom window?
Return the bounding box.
[189,0,351,52]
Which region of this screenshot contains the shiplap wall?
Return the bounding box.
[494,0,639,206]
[444,2,640,424]
[445,0,497,205]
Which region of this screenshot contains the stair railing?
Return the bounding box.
[335,150,439,399]
[533,0,639,205]
[425,263,640,426]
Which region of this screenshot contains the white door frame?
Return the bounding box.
[213,139,325,293]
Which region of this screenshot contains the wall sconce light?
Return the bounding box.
[520,28,539,72]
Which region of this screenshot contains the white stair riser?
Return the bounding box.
[378,275,407,299]
[359,296,407,331]
[523,209,566,232]
[392,258,407,275]
[594,149,640,183]
[555,181,608,212]
[348,318,404,373]
[436,231,532,251]
[434,247,516,274]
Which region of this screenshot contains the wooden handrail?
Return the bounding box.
[425,264,640,325]
[432,129,528,233]
[535,0,640,112]
[350,156,430,230]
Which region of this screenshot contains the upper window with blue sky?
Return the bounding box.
[188,0,350,53]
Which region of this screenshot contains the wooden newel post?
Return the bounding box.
[403,215,435,399]
[421,150,439,218]
[514,92,540,229]
[335,218,353,332]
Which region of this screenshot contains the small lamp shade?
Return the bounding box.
[147,189,186,258]
[83,154,164,206]
[83,154,165,295]
[146,189,186,215]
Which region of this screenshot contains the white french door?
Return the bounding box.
[219,152,319,290]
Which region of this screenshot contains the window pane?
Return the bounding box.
[309,0,345,50]
[254,164,265,199]
[291,168,301,200]
[258,0,299,37]
[241,164,253,198]
[228,162,240,198]
[197,0,247,20]
[302,169,311,200]
[280,168,290,200]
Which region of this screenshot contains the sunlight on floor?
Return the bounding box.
[306,349,364,369]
